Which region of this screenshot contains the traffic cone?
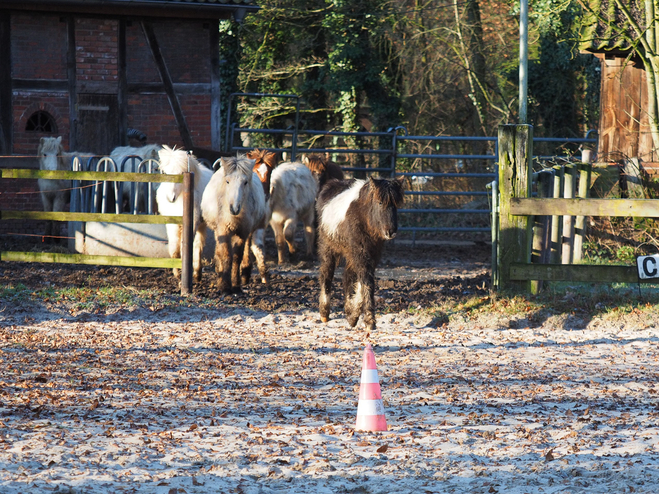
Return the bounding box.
[355,343,388,431]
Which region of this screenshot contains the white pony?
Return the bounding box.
[37,136,94,239]
[268,161,318,263]
[201,155,267,294]
[156,145,213,282]
[109,143,162,213]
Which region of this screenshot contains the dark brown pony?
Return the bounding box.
[305,154,344,192]
[316,177,404,331]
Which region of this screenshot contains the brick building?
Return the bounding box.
[0,0,257,238]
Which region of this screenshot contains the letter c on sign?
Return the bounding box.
[643,256,658,278]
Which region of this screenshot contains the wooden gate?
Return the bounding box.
[496,124,659,292]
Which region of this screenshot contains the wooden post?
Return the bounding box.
[530,170,552,294]
[497,125,533,291]
[180,172,194,295]
[573,150,593,263]
[550,165,563,264]
[561,163,577,264]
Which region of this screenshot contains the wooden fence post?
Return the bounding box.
[561,163,577,264]
[497,125,533,291]
[530,170,552,294]
[180,172,194,295]
[573,149,592,263]
[550,165,564,264]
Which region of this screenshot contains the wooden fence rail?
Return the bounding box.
[0,168,195,295]
[496,125,658,292]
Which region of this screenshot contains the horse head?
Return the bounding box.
[220,155,256,216]
[365,177,405,241]
[247,149,278,197]
[37,136,64,171]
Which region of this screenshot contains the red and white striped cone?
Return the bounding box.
[355,343,388,431]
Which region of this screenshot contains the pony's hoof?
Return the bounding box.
[320,315,329,323]
[347,316,359,328]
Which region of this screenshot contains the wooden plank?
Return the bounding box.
[127,82,212,95]
[1,211,181,224]
[509,262,653,284]
[573,153,592,263]
[1,169,183,183]
[549,166,563,264]
[118,19,128,147]
[141,21,194,149]
[11,79,69,91]
[561,163,577,264]
[497,125,533,291]
[66,15,78,150]
[0,12,12,155]
[0,251,181,269]
[209,22,222,151]
[511,198,659,217]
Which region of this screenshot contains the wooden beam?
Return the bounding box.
[118,18,128,146]
[1,168,183,183]
[0,12,12,154]
[509,262,655,284]
[141,21,194,149]
[511,197,659,218]
[127,82,212,95]
[0,211,181,224]
[209,21,222,151]
[0,251,181,269]
[66,15,78,150]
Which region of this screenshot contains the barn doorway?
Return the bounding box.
[75,93,120,155]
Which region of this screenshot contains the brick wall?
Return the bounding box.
[12,95,70,156]
[76,18,118,83]
[11,14,67,80]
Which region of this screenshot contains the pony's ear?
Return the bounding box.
[246,149,257,159]
[56,136,62,144]
[246,158,257,171]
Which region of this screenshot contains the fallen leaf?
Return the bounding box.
[545,449,555,462]
[376,444,388,453]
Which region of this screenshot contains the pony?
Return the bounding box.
[304,154,345,192]
[246,149,318,264]
[109,143,162,213]
[155,145,214,283]
[316,177,404,331]
[37,136,94,240]
[268,161,318,263]
[201,155,268,294]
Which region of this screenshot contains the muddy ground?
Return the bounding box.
[0,237,492,314]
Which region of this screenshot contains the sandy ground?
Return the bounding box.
[1,295,659,493]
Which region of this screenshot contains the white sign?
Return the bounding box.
[637,254,659,280]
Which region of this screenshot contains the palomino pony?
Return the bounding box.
[37,136,94,240]
[316,177,404,331]
[201,155,267,294]
[247,149,318,264]
[156,145,214,283]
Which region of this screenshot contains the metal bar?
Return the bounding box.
[396,172,496,178]
[180,172,194,295]
[398,209,490,214]
[397,153,496,160]
[398,227,491,232]
[405,191,490,196]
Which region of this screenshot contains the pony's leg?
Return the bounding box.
[283,218,298,255]
[250,228,269,284]
[192,224,206,283]
[270,219,288,264]
[214,233,232,294]
[51,192,69,241]
[231,235,246,293]
[343,266,361,328]
[240,233,254,286]
[319,242,338,323]
[165,224,182,279]
[301,209,315,258]
[40,191,54,240]
[361,267,377,332]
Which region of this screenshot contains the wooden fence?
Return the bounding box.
[496,124,659,292]
[0,168,195,295]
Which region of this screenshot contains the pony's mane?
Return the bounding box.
[364,178,405,208]
[158,145,200,174]
[246,149,278,169]
[221,155,255,177]
[305,154,328,174]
